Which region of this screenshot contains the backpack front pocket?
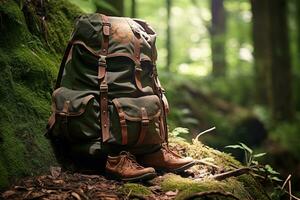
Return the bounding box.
[46,87,101,142]
[109,95,164,146]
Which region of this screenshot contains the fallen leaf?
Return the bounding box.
[165,190,178,196]
[71,192,81,200]
[1,190,16,198]
[50,166,61,178]
[52,179,65,184]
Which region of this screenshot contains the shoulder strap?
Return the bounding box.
[54,41,73,89]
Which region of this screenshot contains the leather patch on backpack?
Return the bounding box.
[111,21,134,44]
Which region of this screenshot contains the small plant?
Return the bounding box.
[169,127,189,140]
[225,142,265,167]
[225,142,281,182]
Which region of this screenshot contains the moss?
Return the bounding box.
[237,175,270,200]
[0,0,80,189]
[169,138,241,170]
[118,183,152,197]
[46,0,82,53]
[9,47,57,91]
[160,174,259,200]
[0,0,32,48]
[0,158,10,189]
[160,174,196,191]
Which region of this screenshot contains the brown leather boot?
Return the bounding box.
[137,145,195,173]
[106,151,156,181]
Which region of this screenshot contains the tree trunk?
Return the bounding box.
[297,0,300,60]
[211,0,226,76]
[166,0,172,72]
[131,0,136,18]
[269,0,293,121]
[251,0,293,121]
[97,0,124,16]
[251,0,272,105]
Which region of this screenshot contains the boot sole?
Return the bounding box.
[106,172,157,182]
[156,160,195,173]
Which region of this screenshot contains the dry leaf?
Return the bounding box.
[165,190,178,196]
[50,166,61,178]
[71,192,81,200]
[2,190,16,198]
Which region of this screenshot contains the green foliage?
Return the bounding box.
[226,142,282,183]
[226,142,254,166]
[169,127,189,140]
[68,0,119,15]
[271,121,300,160]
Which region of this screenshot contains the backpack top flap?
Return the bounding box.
[71,13,157,63]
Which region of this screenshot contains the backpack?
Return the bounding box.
[46,13,170,161]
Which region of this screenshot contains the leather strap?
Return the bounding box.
[54,41,73,89]
[99,14,111,143]
[112,99,128,145]
[152,64,169,143]
[100,14,110,55]
[136,107,149,145]
[127,19,144,92]
[134,35,144,92]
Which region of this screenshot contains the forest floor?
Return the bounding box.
[1,139,275,200]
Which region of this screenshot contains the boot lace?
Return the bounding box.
[120,151,144,170]
[161,144,182,159]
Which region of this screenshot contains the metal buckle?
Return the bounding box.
[102,22,111,27]
[100,84,108,92]
[142,118,150,126]
[98,56,107,67]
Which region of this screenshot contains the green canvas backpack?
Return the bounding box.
[46,13,169,162]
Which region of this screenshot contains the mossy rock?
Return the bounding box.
[155,138,271,200]
[0,0,81,189]
[159,174,268,200]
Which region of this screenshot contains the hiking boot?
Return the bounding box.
[137,145,195,173]
[105,151,156,181]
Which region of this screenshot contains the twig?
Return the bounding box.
[284,191,300,200]
[195,127,216,141]
[194,159,220,169]
[281,174,292,190]
[126,189,132,200]
[183,190,240,200]
[211,167,250,181]
[289,179,292,200]
[280,174,300,200]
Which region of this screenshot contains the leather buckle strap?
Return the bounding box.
[100,87,109,142]
[112,99,128,145]
[100,14,110,56]
[98,62,110,143]
[100,14,111,36]
[136,107,149,145]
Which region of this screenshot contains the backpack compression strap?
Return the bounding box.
[54,41,73,89]
[98,14,110,143]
